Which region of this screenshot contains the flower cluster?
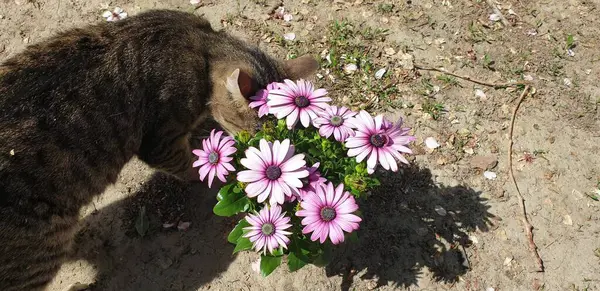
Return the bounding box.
[191,79,415,276]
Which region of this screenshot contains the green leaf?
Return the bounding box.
[348,231,359,243]
[233,236,253,253]
[288,251,309,272]
[312,245,333,267]
[566,34,575,49]
[213,184,251,216]
[260,255,282,277]
[135,206,149,237]
[227,219,251,244]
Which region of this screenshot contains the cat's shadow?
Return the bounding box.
[70,171,238,291]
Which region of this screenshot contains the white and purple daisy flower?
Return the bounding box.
[192,129,237,188]
[237,139,309,205]
[249,82,279,118]
[313,105,358,142]
[345,110,415,174]
[296,182,362,245]
[243,205,292,255]
[298,162,327,200]
[267,79,331,129]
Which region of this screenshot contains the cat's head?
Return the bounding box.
[208,52,319,136]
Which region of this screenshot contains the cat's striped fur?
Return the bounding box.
[0,9,318,290]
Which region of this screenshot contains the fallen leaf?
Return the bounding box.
[470,155,498,170]
[384,47,396,56]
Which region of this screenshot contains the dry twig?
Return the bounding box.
[486,0,510,27]
[507,85,545,272]
[414,64,528,89]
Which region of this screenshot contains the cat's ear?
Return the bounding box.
[283,54,320,80]
[226,68,255,99]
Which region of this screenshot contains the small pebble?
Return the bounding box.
[384,47,396,56]
[283,32,296,41]
[489,14,501,21]
[434,205,447,216]
[484,171,497,180]
[425,137,440,149]
[343,63,357,74]
[177,221,191,231]
[562,214,573,226]
[475,89,486,100]
[374,68,386,79]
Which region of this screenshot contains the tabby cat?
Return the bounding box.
[0,9,318,291]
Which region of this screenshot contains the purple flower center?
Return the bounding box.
[294,96,310,108]
[320,207,337,222]
[265,165,282,180]
[261,222,274,236]
[369,134,388,148]
[208,152,219,164]
[330,115,343,126]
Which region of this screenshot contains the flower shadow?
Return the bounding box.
[325,164,497,289]
[68,170,238,290]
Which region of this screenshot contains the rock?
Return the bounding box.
[470,155,498,170]
[458,128,471,136]
[434,205,447,216]
[158,256,173,269]
[416,227,428,236]
[562,214,573,225]
[483,171,497,180]
[384,47,396,56]
[397,52,414,69]
[425,137,440,149]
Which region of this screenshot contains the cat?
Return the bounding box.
[0,9,318,291]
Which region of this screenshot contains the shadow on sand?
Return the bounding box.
[69,172,237,291]
[67,135,495,290]
[325,164,497,290]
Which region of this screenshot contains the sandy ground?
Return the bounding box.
[1,0,599,290]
